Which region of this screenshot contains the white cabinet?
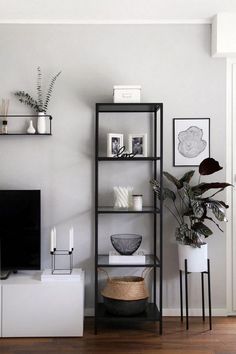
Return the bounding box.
[0,270,84,337]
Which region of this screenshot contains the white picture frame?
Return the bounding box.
[128,133,147,157]
[107,133,124,157]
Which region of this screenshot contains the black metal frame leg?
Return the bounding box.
[180,258,212,331]
[184,259,189,330]
[201,272,205,321]
[180,270,183,322]
[207,259,212,330]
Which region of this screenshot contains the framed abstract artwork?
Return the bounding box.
[173,118,210,166]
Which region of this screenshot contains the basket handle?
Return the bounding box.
[97,267,110,280]
[141,267,153,279]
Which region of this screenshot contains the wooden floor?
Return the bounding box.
[1,317,236,354]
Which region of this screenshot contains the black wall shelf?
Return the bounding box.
[0,115,52,136]
[95,103,163,335]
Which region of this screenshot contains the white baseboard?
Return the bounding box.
[85,307,227,317]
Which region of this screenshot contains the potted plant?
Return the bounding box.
[150,158,232,272]
[15,67,61,134]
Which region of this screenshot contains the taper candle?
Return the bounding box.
[50,229,54,252]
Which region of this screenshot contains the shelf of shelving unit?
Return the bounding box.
[97,157,161,161]
[95,102,163,335]
[97,255,160,268]
[0,115,52,136]
[97,206,160,214]
[96,303,160,322]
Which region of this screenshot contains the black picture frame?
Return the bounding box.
[173,118,210,167]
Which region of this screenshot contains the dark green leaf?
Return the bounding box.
[192,222,213,237]
[163,172,182,189]
[199,158,223,175]
[218,201,229,209]
[191,182,232,196]
[203,216,224,232]
[179,170,195,184]
[191,200,205,218]
[207,201,227,222]
[183,209,194,217]
[163,188,176,201]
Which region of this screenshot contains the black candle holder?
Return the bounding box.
[50,248,74,275]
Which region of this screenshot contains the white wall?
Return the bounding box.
[0,24,226,311]
[0,0,236,22]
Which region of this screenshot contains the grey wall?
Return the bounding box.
[0,24,226,310]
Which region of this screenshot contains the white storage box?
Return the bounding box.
[113,85,141,103]
[109,251,145,264]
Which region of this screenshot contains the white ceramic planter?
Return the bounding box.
[178,243,208,272]
[37,112,46,134]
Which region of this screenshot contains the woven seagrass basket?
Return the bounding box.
[99,268,152,316]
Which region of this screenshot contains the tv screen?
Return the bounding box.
[0,190,41,271]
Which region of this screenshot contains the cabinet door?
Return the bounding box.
[0,285,2,337]
[2,282,84,337]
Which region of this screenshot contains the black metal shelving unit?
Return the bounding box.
[95,103,163,334]
[0,115,52,135]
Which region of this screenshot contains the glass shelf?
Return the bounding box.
[96,103,162,113]
[97,157,161,161]
[97,206,160,214]
[97,254,160,267]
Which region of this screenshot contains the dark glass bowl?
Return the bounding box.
[110,234,142,255]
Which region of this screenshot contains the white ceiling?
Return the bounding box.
[0,0,236,22]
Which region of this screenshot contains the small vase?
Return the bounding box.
[27,120,36,134]
[37,112,46,134]
[178,243,208,272]
[113,186,133,209]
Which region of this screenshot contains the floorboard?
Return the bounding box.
[1,317,236,354]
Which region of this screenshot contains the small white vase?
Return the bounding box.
[37,112,46,134]
[27,120,36,134]
[178,243,208,272]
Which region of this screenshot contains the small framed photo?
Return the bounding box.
[173,118,210,166]
[128,133,147,157]
[107,133,124,157]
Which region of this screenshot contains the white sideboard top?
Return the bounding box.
[0,269,84,285]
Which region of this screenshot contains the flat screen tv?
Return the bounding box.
[0,190,41,272]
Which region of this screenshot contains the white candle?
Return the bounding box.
[50,229,54,252]
[53,227,57,250]
[71,227,74,250]
[132,194,143,211]
[69,227,74,251]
